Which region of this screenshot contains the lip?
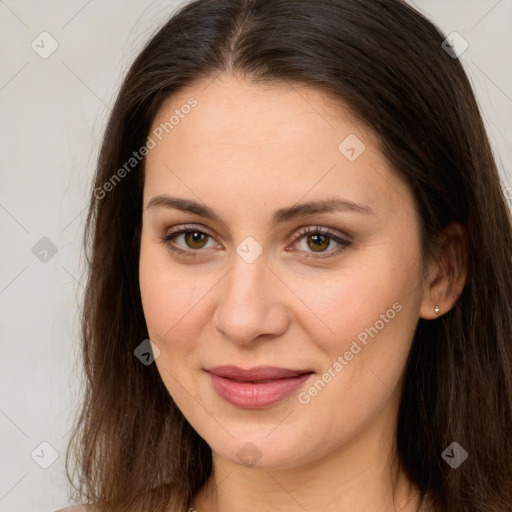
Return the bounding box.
[206,365,314,409]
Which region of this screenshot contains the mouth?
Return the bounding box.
[205,365,314,409]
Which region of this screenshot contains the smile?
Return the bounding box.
[206,366,314,409]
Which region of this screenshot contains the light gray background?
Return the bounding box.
[0,1,511,511]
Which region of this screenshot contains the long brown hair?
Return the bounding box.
[66,1,512,510]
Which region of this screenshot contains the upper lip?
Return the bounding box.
[206,365,313,382]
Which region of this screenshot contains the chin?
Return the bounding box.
[200,423,324,470]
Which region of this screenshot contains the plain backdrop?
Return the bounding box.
[0,1,511,510]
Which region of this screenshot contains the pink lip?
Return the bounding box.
[206,365,314,409]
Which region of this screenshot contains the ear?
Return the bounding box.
[419,222,468,320]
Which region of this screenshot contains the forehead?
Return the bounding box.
[144,74,412,219]
[150,74,374,148]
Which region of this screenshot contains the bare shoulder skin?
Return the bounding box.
[54,506,91,512]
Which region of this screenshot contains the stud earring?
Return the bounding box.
[434,305,440,315]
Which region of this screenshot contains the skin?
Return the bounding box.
[139,73,466,512]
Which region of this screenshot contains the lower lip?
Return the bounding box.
[208,372,313,409]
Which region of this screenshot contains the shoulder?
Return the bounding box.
[54,506,93,512]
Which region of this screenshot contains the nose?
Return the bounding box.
[213,250,290,346]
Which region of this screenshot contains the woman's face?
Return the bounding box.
[139,73,429,470]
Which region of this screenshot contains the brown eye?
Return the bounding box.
[183,231,209,249]
[291,226,352,259]
[161,225,219,256]
[306,233,331,252]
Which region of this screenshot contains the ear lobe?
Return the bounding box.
[419,222,468,320]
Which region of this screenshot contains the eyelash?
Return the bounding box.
[159,224,352,259]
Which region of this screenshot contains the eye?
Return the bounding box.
[288,226,352,259]
[160,224,219,256]
[159,224,351,259]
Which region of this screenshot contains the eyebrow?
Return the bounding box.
[145,194,374,229]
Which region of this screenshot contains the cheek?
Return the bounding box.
[292,271,419,442]
[139,240,207,343]
[296,247,421,410]
[139,249,208,405]
[286,251,419,354]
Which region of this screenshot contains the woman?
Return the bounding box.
[61,0,512,511]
